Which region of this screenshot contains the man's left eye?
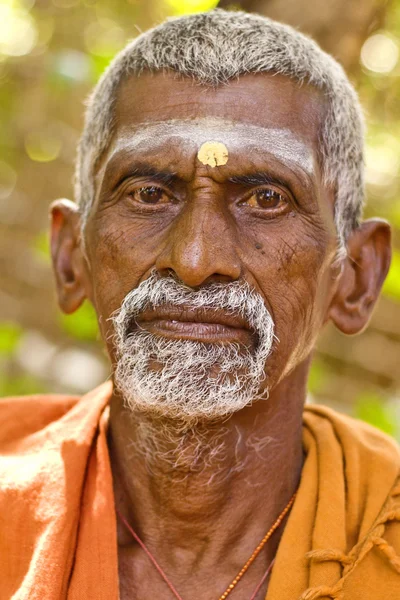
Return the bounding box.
[242,188,288,210]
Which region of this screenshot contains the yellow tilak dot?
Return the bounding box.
[197,141,229,167]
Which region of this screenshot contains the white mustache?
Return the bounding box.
[111,270,276,423]
[113,270,274,346]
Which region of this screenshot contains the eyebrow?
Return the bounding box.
[110,165,291,194]
[228,173,289,188]
[110,163,179,193]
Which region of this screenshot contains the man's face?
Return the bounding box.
[81,71,339,415]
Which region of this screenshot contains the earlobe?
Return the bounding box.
[328,219,391,335]
[50,199,90,314]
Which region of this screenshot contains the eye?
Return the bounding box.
[128,186,171,205]
[242,188,288,210]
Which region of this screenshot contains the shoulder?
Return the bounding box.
[303,403,400,463]
[300,403,400,597]
[0,382,112,452]
[302,403,400,538]
[0,392,80,448]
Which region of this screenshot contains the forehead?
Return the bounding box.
[111,71,325,159]
[91,72,331,208]
[115,71,324,133]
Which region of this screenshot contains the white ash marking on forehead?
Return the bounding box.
[112,118,314,175]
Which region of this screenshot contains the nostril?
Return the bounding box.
[156,268,179,282]
[202,274,239,286]
[156,269,238,290]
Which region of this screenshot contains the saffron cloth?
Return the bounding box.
[1,382,400,599]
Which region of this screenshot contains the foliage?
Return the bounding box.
[167,0,219,14]
[354,392,398,438]
[32,231,51,264]
[59,301,99,342]
[0,373,45,397]
[307,358,329,396]
[0,322,21,355]
[383,250,400,301]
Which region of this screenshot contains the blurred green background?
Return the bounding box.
[0,0,399,438]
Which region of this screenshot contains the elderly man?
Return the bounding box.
[1,8,400,600]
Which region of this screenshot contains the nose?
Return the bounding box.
[155,199,241,287]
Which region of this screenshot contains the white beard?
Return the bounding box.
[111,271,275,425]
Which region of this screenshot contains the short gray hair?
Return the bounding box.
[76,9,365,247]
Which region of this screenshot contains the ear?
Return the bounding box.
[50,199,91,314]
[328,219,391,335]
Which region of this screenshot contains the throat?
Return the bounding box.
[110,408,250,525]
[131,413,239,478]
[112,405,300,600]
[108,359,308,597]
[109,392,304,554]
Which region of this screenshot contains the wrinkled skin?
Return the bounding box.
[50,72,391,600]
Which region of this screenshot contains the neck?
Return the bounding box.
[108,360,308,576]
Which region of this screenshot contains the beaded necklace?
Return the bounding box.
[117,491,296,599]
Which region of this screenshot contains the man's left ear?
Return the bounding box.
[328,219,391,335]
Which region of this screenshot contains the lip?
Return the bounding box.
[135,306,254,344]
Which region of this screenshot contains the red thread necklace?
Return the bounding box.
[117,490,296,600]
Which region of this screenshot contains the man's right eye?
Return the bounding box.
[128,186,171,205]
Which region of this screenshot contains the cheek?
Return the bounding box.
[84,218,165,349]
[245,223,336,376]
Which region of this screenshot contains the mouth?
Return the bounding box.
[134,306,254,345]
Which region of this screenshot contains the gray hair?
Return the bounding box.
[75,9,365,248]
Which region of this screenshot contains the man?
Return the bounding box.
[1,8,400,600]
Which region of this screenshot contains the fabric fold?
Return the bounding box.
[0,382,116,600]
[267,406,400,600]
[1,386,400,599]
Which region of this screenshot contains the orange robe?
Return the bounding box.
[1,382,400,599]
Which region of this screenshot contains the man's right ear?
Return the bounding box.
[50,199,91,314]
